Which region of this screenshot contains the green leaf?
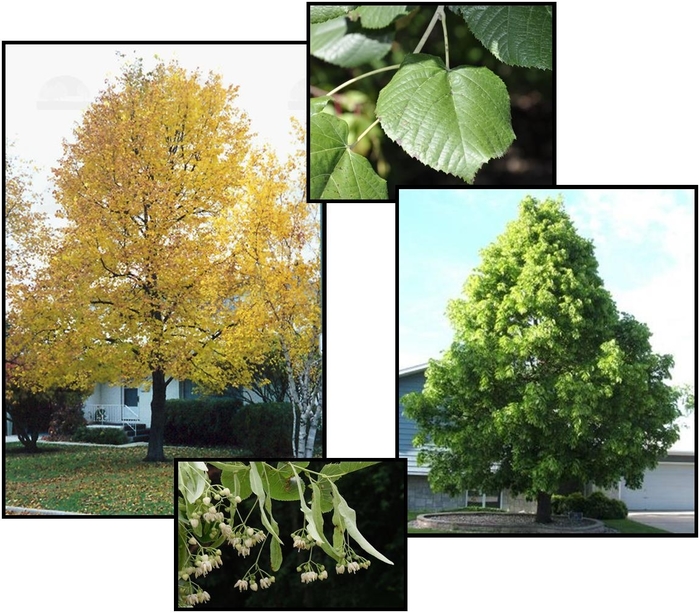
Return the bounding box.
[178,522,192,573]
[376,53,515,184]
[292,469,342,561]
[220,464,252,501]
[310,96,331,115]
[310,112,388,200]
[249,462,283,544]
[330,481,394,565]
[310,5,357,24]
[265,462,306,501]
[270,537,283,572]
[320,461,381,479]
[177,461,209,504]
[449,5,552,69]
[356,5,408,29]
[311,17,392,68]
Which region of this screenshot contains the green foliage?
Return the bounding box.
[309,107,388,199]
[72,426,129,445]
[310,5,358,24]
[403,196,681,522]
[551,492,585,514]
[448,5,553,69]
[164,399,297,456]
[584,491,628,520]
[164,398,244,447]
[310,4,552,197]
[376,53,515,183]
[552,491,628,519]
[233,402,294,456]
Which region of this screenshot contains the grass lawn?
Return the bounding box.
[602,518,669,533]
[4,442,246,516]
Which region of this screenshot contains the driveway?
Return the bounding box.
[628,512,696,534]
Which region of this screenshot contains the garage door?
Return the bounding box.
[621,463,695,511]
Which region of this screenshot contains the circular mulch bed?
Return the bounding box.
[413,512,615,533]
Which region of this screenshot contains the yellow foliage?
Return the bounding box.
[6,60,320,399]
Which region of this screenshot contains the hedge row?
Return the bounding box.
[163,398,294,456]
[73,426,129,445]
[552,491,628,519]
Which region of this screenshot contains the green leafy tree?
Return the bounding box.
[310,4,552,199]
[402,196,680,523]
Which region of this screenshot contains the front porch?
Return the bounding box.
[83,404,149,442]
[83,403,140,425]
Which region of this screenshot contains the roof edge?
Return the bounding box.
[399,363,429,377]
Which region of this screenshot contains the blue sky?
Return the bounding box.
[398,188,696,389]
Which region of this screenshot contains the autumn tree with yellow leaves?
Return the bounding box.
[5,58,321,461]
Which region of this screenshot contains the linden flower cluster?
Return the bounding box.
[335,547,372,575]
[233,576,276,592]
[233,564,276,592]
[219,523,267,557]
[180,543,224,580]
[291,527,318,551]
[187,487,241,530]
[296,561,329,584]
[180,586,211,607]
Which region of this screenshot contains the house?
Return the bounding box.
[82,380,187,428]
[399,363,696,513]
[604,411,695,511]
[82,378,264,435]
[399,363,504,512]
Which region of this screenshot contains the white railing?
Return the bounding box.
[84,404,140,424]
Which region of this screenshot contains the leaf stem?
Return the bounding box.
[326,65,400,97]
[438,5,450,69]
[350,118,381,150]
[413,4,445,54]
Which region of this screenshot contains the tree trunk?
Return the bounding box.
[535,491,553,523]
[303,403,322,457]
[144,369,168,462]
[17,427,39,453]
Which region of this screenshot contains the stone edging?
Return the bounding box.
[415,512,606,533]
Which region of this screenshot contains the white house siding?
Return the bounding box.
[84,379,182,428]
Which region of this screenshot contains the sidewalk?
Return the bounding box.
[5,435,146,447]
[628,512,696,534]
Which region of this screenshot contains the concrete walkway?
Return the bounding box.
[628,512,696,534]
[5,435,146,447]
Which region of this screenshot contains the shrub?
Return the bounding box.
[584,491,628,520]
[552,491,627,519]
[73,426,128,445]
[164,398,243,446]
[6,386,87,451]
[552,491,586,515]
[5,390,53,452]
[232,402,294,456]
[47,393,87,438]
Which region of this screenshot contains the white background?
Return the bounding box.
[2,1,698,612]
